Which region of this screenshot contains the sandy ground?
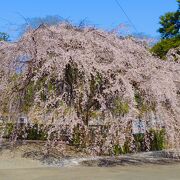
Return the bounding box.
[1,142,180,180]
[1,163,180,180]
[1,153,180,180]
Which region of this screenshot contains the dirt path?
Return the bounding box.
[1,142,180,180]
[1,164,180,180]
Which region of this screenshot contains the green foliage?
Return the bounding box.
[89,73,103,99]
[151,35,180,59]
[134,91,156,116]
[64,62,79,106]
[72,125,87,148]
[3,123,14,138]
[1,98,9,115]
[123,140,131,154]
[133,129,165,152]
[112,129,166,155]
[0,32,9,41]
[40,90,47,102]
[72,126,81,146]
[65,63,78,87]
[159,12,180,39]
[3,123,47,140]
[81,73,103,125]
[47,79,56,92]
[26,124,47,140]
[89,111,101,119]
[158,0,180,39]
[113,144,123,155]
[151,0,180,59]
[133,133,145,152]
[21,77,49,112]
[112,98,129,117]
[22,82,35,112]
[112,139,131,156]
[134,91,143,107]
[149,129,166,151]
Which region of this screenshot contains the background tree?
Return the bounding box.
[158,0,179,39]
[151,0,180,59]
[151,36,180,59]
[0,32,9,41]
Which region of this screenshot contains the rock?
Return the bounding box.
[166,47,180,62]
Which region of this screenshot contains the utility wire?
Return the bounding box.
[114,0,138,33]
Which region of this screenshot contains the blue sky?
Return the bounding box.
[0,0,178,39]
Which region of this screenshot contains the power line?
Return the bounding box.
[114,0,138,33]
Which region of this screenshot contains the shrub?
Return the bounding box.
[151,35,180,59]
[72,125,81,146]
[112,98,129,117]
[113,144,123,155]
[133,133,145,152]
[3,123,14,138]
[112,139,131,156]
[149,129,166,151]
[26,124,47,141]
